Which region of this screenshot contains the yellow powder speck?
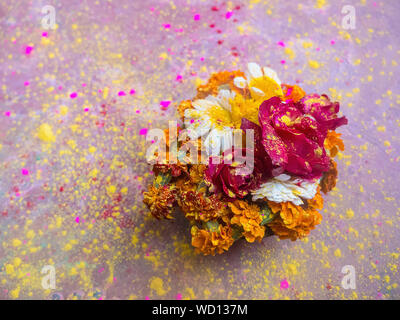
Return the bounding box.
[88,146,97,153]
[308,60,321,69]
[315,0,326,9]
[106,185,116,196]
[377,126,386,132]
[10,287,20,299]
[150,277,167,296]
[346,209,354,219]
[37,123,56,143]
[5,264,15,274]
[334,249,342,257]
[60,106,68,115]
[13,257,22,267]
[12,239,22,247]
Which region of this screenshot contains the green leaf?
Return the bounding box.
[153,173,172,188]
[204,220,219,232]
[260,205,275,226]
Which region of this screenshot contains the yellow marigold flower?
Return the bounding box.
[267,192,323,241]
[143,185,176,220]
[324,130,344,157]
[229,200,265,243]
[191,225,234,255]
[282,84,306,103]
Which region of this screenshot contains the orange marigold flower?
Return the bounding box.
[320,159,338,194]
[195,70,246,99]
[143,185,176,220]
[178,189,229,222]
[267,192,323,241]
[229,200,265,243]
[189,164,206,184]
[282,84,306,103]
[324,130,344,157]
[191,225,234,255]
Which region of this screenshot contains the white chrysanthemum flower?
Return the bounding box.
[233,62,283,98]
[251,174,319,205]
[184,89,236,156]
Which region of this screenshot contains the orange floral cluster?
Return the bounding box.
[267,191,324,241]
[143,68,347,255]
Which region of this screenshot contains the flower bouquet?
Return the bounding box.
[143,62,348,255]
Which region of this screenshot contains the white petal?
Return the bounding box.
[262,67,281,85]
[248,62,263,79]
[275,173,291,181]
[204,129,222,157]
[233,76,247,89]
[251,177,319,205]
[192,99,215,112]
[250,86,265,96]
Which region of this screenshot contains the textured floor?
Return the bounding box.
[0,0,399,299]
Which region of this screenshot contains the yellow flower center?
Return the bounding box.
[206,104,232,128]
[249,76,283,100]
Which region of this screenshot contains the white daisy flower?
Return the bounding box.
[184,89,236,157]
[233,62,283,99]
[251,174,319,205]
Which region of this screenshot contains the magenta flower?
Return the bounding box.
[257,96,347,179]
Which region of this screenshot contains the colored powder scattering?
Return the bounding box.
[118,91,126,96]
[70,92,78,99]
[280,279,289,290]
[129,89,136,95]
[21,169,29,176]
[226,11,233,19]
[37,123,56,143]
[139,128,148,136]
[160,100,171,110]
[25,46,34,55]
[193,14,200,21]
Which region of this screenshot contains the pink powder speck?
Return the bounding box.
[163,23,171,29]
[330,40,336,45]
[176,293,182,300]
[4,111,11,117]
[42,32,48,37]
[160,100,171,109]
[277,41,286,47]
[281,60,286,64]
[118,91,126,96]
[194,14,200,21]
[225,11,233,19]
[280,279,289,290]
[70,92,77,99]
[24,81,30,86]
[25,46,34,55]
[139,128,148,136]
[176,74,183,81]
[75,217,80,223]
[130,89,136,95]
[21,169,29,176]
